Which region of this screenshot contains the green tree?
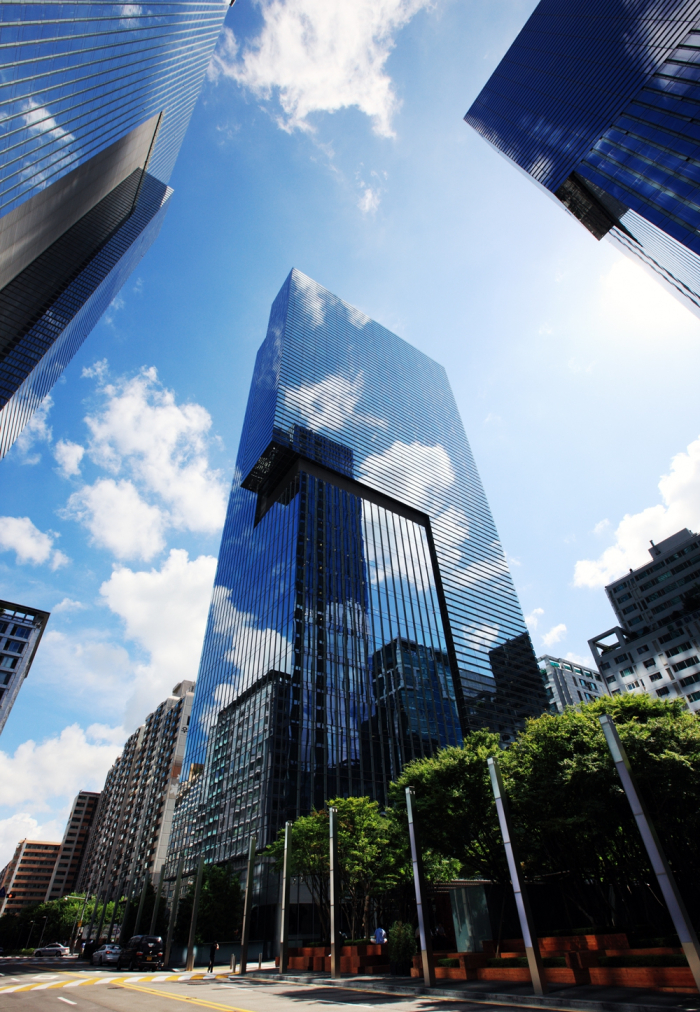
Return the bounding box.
[0,894,89,950]
[174,865,243,944]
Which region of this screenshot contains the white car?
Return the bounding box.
[92,944,121,966]
[34,943,69,957]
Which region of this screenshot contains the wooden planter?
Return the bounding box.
[476,967,590,985]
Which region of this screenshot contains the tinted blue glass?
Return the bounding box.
[465,0,700,320]
[0,0,229,455]
[166,270,546,875]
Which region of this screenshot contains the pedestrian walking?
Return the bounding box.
[208,940,219,973]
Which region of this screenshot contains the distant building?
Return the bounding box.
[589,529,700,711]
[78,682,194,913]
[0,840,60,915]
[465,0,700,321]
[0,600,50,734]
[45,791,100,902]
[538,654,609,712]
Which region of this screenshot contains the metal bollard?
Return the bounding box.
[258,952,262,970]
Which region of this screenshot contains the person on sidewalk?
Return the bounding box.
[208,941,219,973]
[374,926,386,944]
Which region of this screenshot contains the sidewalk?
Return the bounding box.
[248,969,700,1012]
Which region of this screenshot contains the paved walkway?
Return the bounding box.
[250,969,700,1012]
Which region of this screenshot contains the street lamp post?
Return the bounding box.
[487,756,546,996]
[329,808,340,978]
[599,714,700,990]
[279,822,292,974]
[186,856,205,972]
[164,856,184,967]
[405,787,434,987]
[239,835,257,975]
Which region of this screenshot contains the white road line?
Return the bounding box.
[32,982,57,989]
[57,998,77,1005]
[63,981,83,987]
[315,1003,377,1008]
[151,975,170,981]
[0,986,24,993]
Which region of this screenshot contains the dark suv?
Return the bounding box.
[116,935,164,970]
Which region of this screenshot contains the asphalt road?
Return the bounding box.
[0,969,589,1012]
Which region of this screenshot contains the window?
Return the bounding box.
[643,658,657,668]
[601,661,610,670]
[606,675,616,684]
[550,660,560,668]
[637,645,649,655]
[672,655,699,673]
[620,666,634,676]
[688,690,700,703]
[622,604,638,614]
[650,673,662,682]
[614,653,629,663]
[574,667,582,674]
[562,663,572,671]
[656,687,670,697]
[679,672,700,688]
[665,641,691,658]
[616,592,631,603]
[629,616,643,625]
[627,680,641,689]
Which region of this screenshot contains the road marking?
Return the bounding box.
[316,1002,377,1008]
[115,981,262,1012]
[57,998,77,1005]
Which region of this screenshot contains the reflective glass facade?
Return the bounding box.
[0,0,229,456]
[166,269,546,876]
[465,0,700,319]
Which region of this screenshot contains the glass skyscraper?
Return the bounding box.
[465,0,700,320]
[166,269,547,884]
[0,0,229,458]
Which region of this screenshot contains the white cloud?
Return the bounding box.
[0,812,66,867]
[64,478,167,561]
[0,515,68,569]
[525,607,544,631]
[100,549,217,726]
[285,372,364,432]
[67,367,226,553]
[21,99,76,146]
[565,651,595,668]
[542,623,567,649]
[208,0,431,137]
[0,724,122,814]
[358,187,381,214]
[53,598,86,613]
[574,433,700,588]
[33,629,136,713]
[82,359,109,382]
[12,395,53,464]
[593,518,610,535]
[54,439,85,477]
[361,440,456,509]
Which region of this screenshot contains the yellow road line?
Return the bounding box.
[114,981,259,1012]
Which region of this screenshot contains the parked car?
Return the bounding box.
[34,943,70,957]
[92,944,121,966]
[116,935,164,971]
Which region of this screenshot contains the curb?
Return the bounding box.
[248,970,699,1012]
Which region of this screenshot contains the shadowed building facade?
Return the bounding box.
[0,0,230,458]
[465,0,700,320]
[164,269,548,904]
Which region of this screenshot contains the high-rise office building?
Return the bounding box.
[0,600,50,734]
[589,528,700,712]
[45,790,100,901]
[0,0,230,458]
[538,654,609,712]
[165,269,547,888]
[465,0,700,320]
[77,681,193,936]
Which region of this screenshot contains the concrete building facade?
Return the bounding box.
[589,529,700,712]
[0,840,60,915]
[77,682,194,915]
[45,791,100,902]
[0,600,50,735]
[538,654,609,712]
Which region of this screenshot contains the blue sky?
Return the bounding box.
[2,0,700,864]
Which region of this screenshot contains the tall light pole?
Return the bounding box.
[279,822,292,974]
[239,835,257,975]
[329,808,340,978]
[405,787,434,987]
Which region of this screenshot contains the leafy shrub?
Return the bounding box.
[438,958,459,967]
[387,922,416,964]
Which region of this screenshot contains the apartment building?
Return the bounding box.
[0,840,60,915]
[45,791,100,901]
[538,654,609,712]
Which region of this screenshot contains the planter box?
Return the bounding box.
[589,966,697,993]
[483,934,629,956]
[476,967,590,985]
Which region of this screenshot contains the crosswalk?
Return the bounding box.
[0,971,231,994]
